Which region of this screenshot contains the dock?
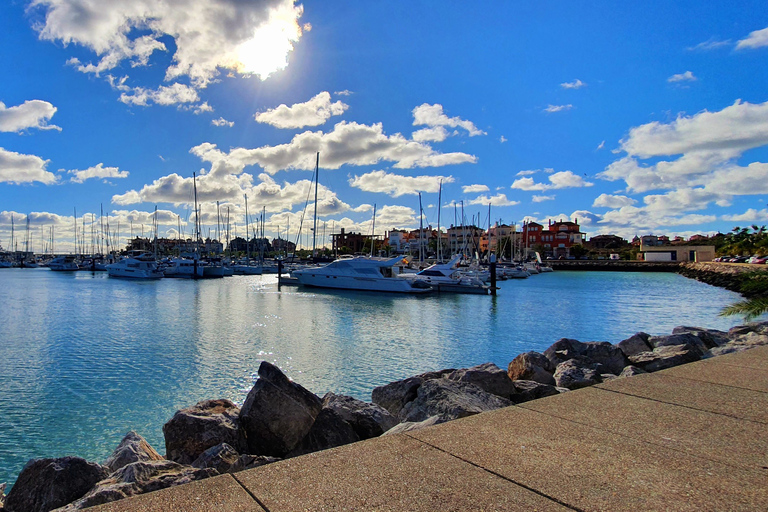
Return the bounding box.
[91,345,768,511]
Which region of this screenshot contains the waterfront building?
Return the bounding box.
[640,243,715,262]
[586,234,628,250]
[446,225,484,257]
[524,219,586,259]
[332,228,380,254]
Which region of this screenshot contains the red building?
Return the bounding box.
[523,219,585,258]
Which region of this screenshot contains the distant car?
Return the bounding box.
[752,256,768,264]
[733,256,750,263]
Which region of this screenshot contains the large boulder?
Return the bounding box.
[672,326,730,348]
[371,369,455,417]
[322,392,398,440]
[710,331,768,356]
[628,345,701,372]
[163,399,246,465]
[191,443,241,475]
[553,358,603,390]
[618,365,647,378]
[383,416,446,436]
[54,460,216,511]
[239,361,322,457]
[507,352,555,385]
[544,338,628,375]
[104,431,164,474]
[286,408,360,458]
[509,380,561,404]
[647,333,709,357]
[617,332,652,358]
[447,363,515,399]
[5,457,107,512]
[399,379,511,423]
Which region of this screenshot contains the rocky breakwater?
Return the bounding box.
[3,323,768,512]
[678,262,765,295]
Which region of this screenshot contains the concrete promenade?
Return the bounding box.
[94,346,768,511]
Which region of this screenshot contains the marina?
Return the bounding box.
[0,268,744,488]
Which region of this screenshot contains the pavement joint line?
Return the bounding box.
[655,372,768,394]
[592,385,768,425]
[517,403,762,474]
[231,473,270,512]
[404,432,585,512]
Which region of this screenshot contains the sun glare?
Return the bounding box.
[235,9,302,80]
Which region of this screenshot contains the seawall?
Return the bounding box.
[548,260,680,272]
[678,262,765,296]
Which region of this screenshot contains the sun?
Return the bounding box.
[234,8,303,80]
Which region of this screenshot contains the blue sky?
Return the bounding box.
[1,1,768,253]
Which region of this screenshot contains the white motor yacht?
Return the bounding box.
[106,251,164,279]
[292,255,432,293]
[48,255,80,271]
[399,255,489,287]
[163,257,205,278]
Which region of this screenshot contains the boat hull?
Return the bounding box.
[294,272,431,293]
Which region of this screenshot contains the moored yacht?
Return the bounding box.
[398,254,489,287]
[163,257,204,278]
[106,251,164,279]
[48,255,80,271]
[292,255,432,293]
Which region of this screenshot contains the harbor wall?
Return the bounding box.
[677,262,766,296]
[548,260,680,272]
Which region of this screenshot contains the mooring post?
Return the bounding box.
[277,259,283,288]
[490,252,497,296]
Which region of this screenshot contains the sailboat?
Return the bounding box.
[232,194,263,275]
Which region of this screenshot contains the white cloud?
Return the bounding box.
[667,71,697,83]
[412,104,486,136]
[0,100,61,132]
[462,184,489,194]
[255,92,349,129]
[68,163,129,183]
[532,195,554,203]
[334,90,353,96]
[348,170,454,197]
[736,26,768,50]
[0,147,57,184]
[412,126,449,142]
[512,170,593,191]
[560,79,586,89]
[31,0,306,87]
[544,104,573,113]
[212,117,234,127]
[214,121,477,175]
[592,193,636,209]
[515,169,542,177]
[721,208,768,222]
[119,83,200,107]
[465,194,519,207]
[596,140,605,150]
[499,135,507,143]
[687,38,731,51]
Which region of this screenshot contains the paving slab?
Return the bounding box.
[596,372,768,423]
[660,357,768,392]
[520,386,768,471]
[236,432,569,512]
[410,405,768,511]
[700,344,768,370]
[91,474,264,512]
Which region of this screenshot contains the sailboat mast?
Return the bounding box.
[244,194,250,260]
[370,204,376,258]
[437,180,442,262]
[312,152,319,258]
[418,193,424,264]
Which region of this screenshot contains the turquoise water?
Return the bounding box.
[0,269,744,487]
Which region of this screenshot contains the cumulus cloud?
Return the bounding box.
[210,121,477,175]
[0,147,57,184]
[736,26,768,50]
[462,184,489,194]
[667,71,697,83]
[255,92,349,129]
[721,208,768,222]
[68,163,129,183]
[592,193,637,208]
[512,170,593,191]
[348,170,454,197]
[0,100,61,132]
[412,126,449,142]
[412,104,485,136]
[465,194,519,207]
[119,83,201,107]
[31,0,306,87]
[544,104,573,113]
[212,117,234,127]
[532,195,554,203]
[561,79,586,89]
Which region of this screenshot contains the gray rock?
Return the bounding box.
[507,351,555,385]
[104,431,164,474]
[544,338,628,375]
[600,373,618,382]
[618,365,647,378]
[509,380,560,404]
[400,379,511,423]
[617,332,652,357]
[1,482,7,509]
[235,454,280,471]
[448,362,515,399]
[553,359,603,390]
[383,416,447,435]
[5,457,107,512]
[647,333,709,357]
[709,331,768,356]
[163,399,246,465]
[672,326,730,348]
[239,361,322,457]
[287,408,360,458]
[371,369,455,417]
[322,392,398,440]
[628,345,701,372]
[191,443,241,474]
[54,460,216,511]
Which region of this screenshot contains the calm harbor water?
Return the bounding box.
[0,268,744,487]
